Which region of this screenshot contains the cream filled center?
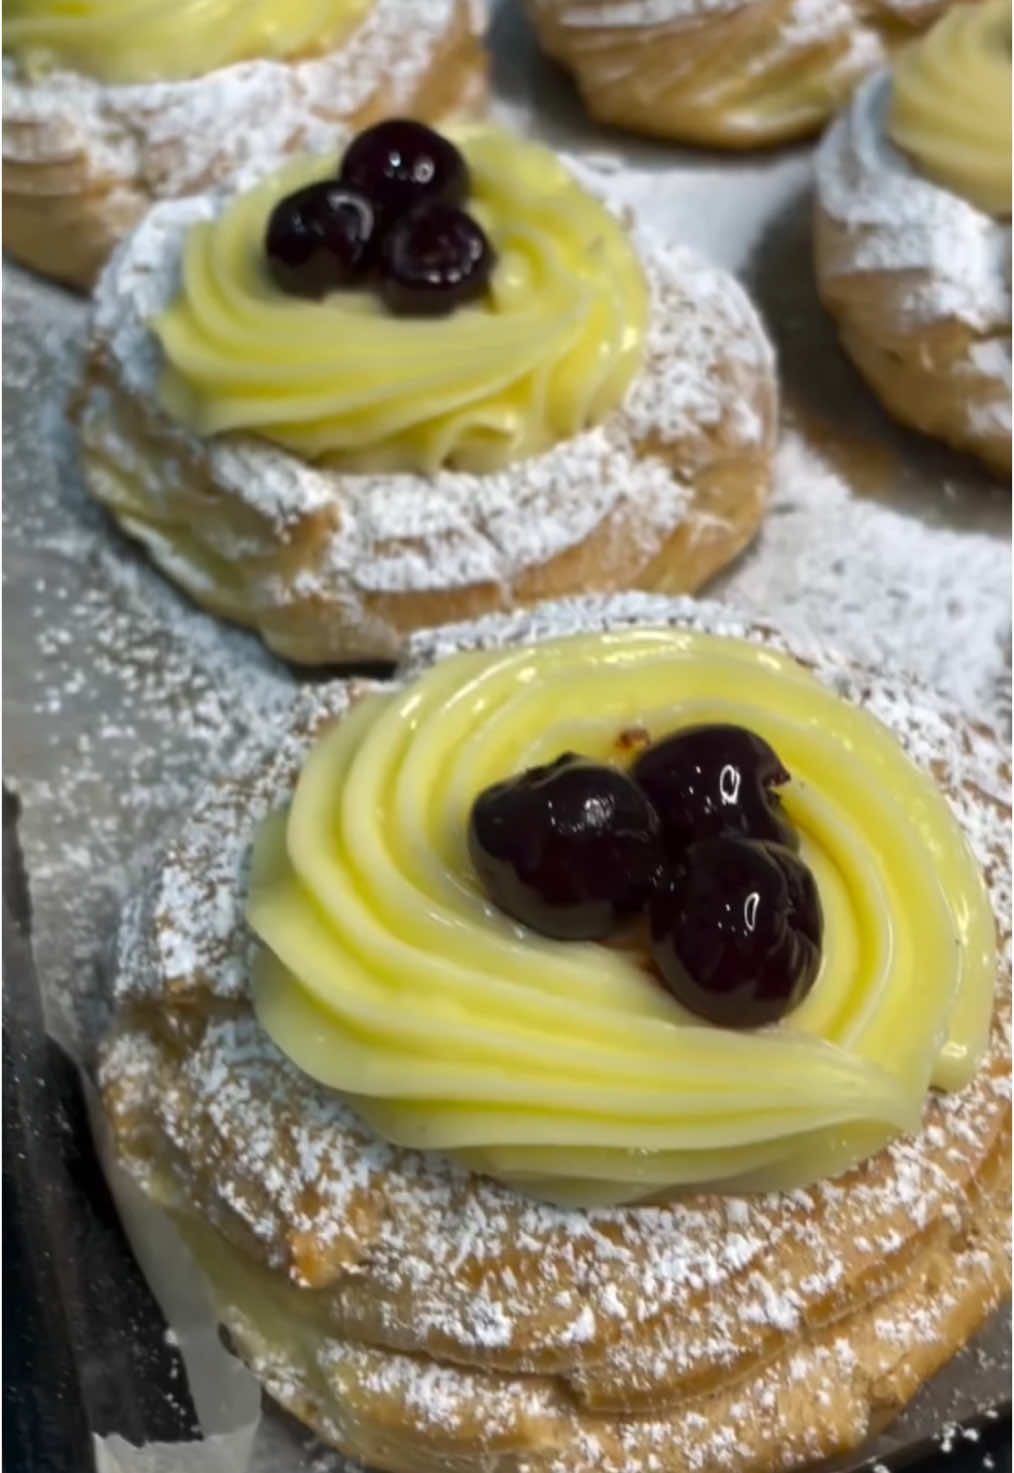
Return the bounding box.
[246,630,996,1208]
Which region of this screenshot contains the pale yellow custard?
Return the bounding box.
[153,128,649,476]
[888,0,1012,217]
[246,630,996,1208]
[3,0,369,85]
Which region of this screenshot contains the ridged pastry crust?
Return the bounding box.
[525,0,961,149]
[99,594,1012,1473]
[815,72,1012,476]
[73,174,777,665]
[1,0,486,290]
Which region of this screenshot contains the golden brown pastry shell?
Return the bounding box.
[99,599,1012,1473]
[526,0,967,149]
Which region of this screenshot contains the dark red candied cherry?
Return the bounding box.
[468,754,664,941]
[649,836,823,1027]
[378,202,494,316]
[339,118,469,224]
[632,724,798,855]
[265,182,375,297]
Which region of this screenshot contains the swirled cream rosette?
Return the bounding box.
[154,127,649,475]
[247,626,996,1208]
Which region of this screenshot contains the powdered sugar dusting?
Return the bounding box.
[716,430,1011,715]
[3,0,478,201]
[548,0,876,42]
[530,0,886,129]
[816,72,1012,334]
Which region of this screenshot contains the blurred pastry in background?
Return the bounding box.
[526,0,970,149]
[2,0,486,288]
[815,0,1011,475]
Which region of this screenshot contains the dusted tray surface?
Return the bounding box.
[2,1,1010,1468]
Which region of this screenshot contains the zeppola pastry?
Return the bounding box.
[815,0,1012,474]
[75,121,777,663]
[99,594,1011,1473]
[525,0,963,149]
[2,0,486,288]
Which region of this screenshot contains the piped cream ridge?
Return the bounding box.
[246,628,996,1207]
[888,0,1012,217]
[153,127,649,476]
[3,0,370,84]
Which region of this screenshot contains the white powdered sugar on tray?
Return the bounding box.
[718,429,1012,716]
[815,72,1012,334]
[2,0,474,197]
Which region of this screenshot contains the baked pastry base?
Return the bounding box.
[182,1141,1008,1473]
[2,0,486,290]
[525,0,957,149]
[99,595,1012,1473]
[75,187,777,664]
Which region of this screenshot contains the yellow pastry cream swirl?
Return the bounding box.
[152,128,649,475]
[3,0,369,85]
[246,629,997,1208]
[888,0,1012,218]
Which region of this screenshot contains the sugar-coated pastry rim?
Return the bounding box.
[1,0,486,287]
[814,69,1012,474]
[524,0,955,149]
[100,592,1011,1473]
[74,162,777,663]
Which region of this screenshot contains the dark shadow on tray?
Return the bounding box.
[3,790,201,1470]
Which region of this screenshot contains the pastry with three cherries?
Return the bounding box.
[74,119,777,663]
[815,0,1011,474]
[2,0,486,288]
[99,592,1011,1473]
[525,0,965,149]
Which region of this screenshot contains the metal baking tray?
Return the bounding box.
[3,2,1010,1468]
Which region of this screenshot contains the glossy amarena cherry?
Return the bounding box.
[632,724,797,855]
[468,754,663,940]
[339,119,469,223]
[378,202,494,315]
[265,182,374,296]
[649,837,822,1027]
